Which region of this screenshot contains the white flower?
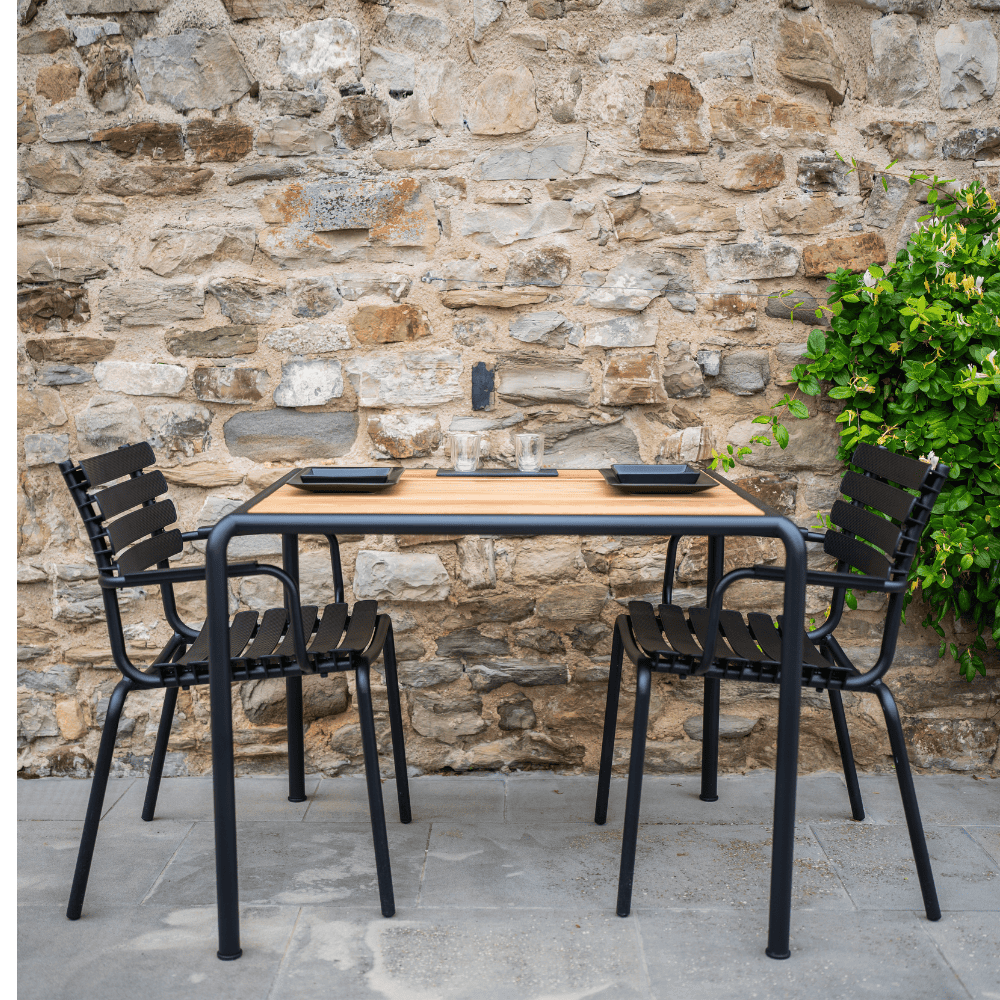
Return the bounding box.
[975,276,984,292]
[986,350,997,364]
[862,270,878,288]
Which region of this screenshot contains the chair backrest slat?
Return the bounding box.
[824,529,891,578]
[839,471,915,522]
[852,442,929,490]
[830,500,902,558]
[105,500,178,552]
[79,442,155,488]
[93,472,168,519]
[115,530,184,575]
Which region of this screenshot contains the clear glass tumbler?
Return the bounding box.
[515,433,544,473]
[451,432,482,472]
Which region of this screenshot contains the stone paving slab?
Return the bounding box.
[305,774,506,824]
[271,907,649,1000]
[145,821,431,909]
[636,909,971,1000]
[811,824,999,911]
[420,822,852,912]
[112,775,322,822]
[17,776,134,821]
[18,818,193,908]
[17,905,299,1000]
[17,773,1000,999]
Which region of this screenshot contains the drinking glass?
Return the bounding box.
[451,432,482,472]
[515,433,544,473]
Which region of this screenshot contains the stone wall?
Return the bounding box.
[17,0,999,780]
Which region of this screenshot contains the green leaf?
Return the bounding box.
[787,400,810,419]
[806,330,827,356]
[827,386,853,399]
[977,385,989,406]
[774,423,790,449]
[845,590,858,611]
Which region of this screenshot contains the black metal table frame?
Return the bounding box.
[202,470,807,961]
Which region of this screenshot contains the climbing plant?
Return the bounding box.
[713,174,1000,680]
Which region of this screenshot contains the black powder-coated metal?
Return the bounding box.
[435,469,559,477]
[57,444,409,960]
[202,465,811,961]
[599,445,948,960]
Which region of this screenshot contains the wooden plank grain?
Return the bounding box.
[248,469,763,518]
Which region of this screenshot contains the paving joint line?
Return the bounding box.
[266,905,304,1000]
[809,822,860,912]
[414,821,433,908]
[914,909,976,1000]
[139,820,196,906]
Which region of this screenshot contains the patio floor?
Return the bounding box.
[18,771,1000,1000]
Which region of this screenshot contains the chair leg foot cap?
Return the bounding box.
[616,909,631,918]
[765,948,790,960]
[700,795,719,803]
[287,796,308,803]
[217,950,243,961]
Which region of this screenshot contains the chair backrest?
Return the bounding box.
[826,443,949,586]
[59,442,182,578]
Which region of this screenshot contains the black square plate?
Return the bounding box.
[599,468,716,494]
[611,463,701,485]
[299,466,393,484]
[289,467,404,493]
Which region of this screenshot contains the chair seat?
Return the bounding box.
[152,601,379,687]
[627,601,859,690]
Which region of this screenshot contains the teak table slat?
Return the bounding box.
[202,466,808,964]
[249,469,765,519]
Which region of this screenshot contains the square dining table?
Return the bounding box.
[202,468,808,960]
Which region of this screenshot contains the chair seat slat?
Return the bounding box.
[309,604,350,654]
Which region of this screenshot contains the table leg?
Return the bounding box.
[282,535,307,804]
[766,526,807,960]
[700,536,724,802]
[206,523,241,961]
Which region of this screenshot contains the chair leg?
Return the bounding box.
[67,678,132,920]
[380,620,412,824]
[828,688,865,821]
[355,663,395,918]
[617,661,652,918]
[874,681,941,921]
[141,685,178,822]
[595,620,625,825]
[700,677,720,802]
[285,676,307,803]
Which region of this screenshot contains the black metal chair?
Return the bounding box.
[596,443,947,928]
[59,442,410,923]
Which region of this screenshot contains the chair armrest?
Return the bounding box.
[800,530,827,544]
[99,561,260,588]
[180,526,214,542]
[750,564,904,593]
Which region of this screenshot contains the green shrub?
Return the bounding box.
[717,177,1000,679]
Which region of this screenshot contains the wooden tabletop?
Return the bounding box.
[248,469,765,519]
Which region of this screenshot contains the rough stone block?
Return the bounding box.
[942,126,1000,160]
[90,121,184,159]
[37,364,92,386]
[584,316,657,349]
[72,196,127,224]
[935,21,998,109]
[710,92,832,149]
[133,29,254,112]
[264,324,351,354]
[140,225,256,277]
[640,74,708,153]
[94,361,188,397]
[24,433,70,467]
[765,291,828,326]
[349,304,431,344]
[461,201,586,246]
[18,234,113,284]
[165,326,258,358]
[186,120,254,162]
[353,550,451,601]
[505,246,571,287]
[543,422,641,467]
[75,397,142,450]
[696,39,753,80]
[468,659,568,692]
[704,284,757,331]
[255,117,335,157]
[368,413,442,459]
[144,403,212,457]
[775,11,847,105]
[21,148,84,194]
[98,165,214,198]
[346,351,462,407]
[721,151,784,192]
[272,359,343,407]
[223,410,358,460]
[868,16,930,106]
[602,353,665,405]
[535,583,609,623]
[278,17,360,86]
[193,366,268,405]
[761,191,860,235]
[705,242,800,280]
[803,233,887,275]
[495,354,592,405]
[713,351,770,395]
[409,688,486,743]
[35,64,81,104]
[659,425,713,464]
[206,278,284,326]
[16,283,90,333]
[509,312,575,349]
[728,412,841,472]
[472,131,586,180]
[466,67,538,135]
